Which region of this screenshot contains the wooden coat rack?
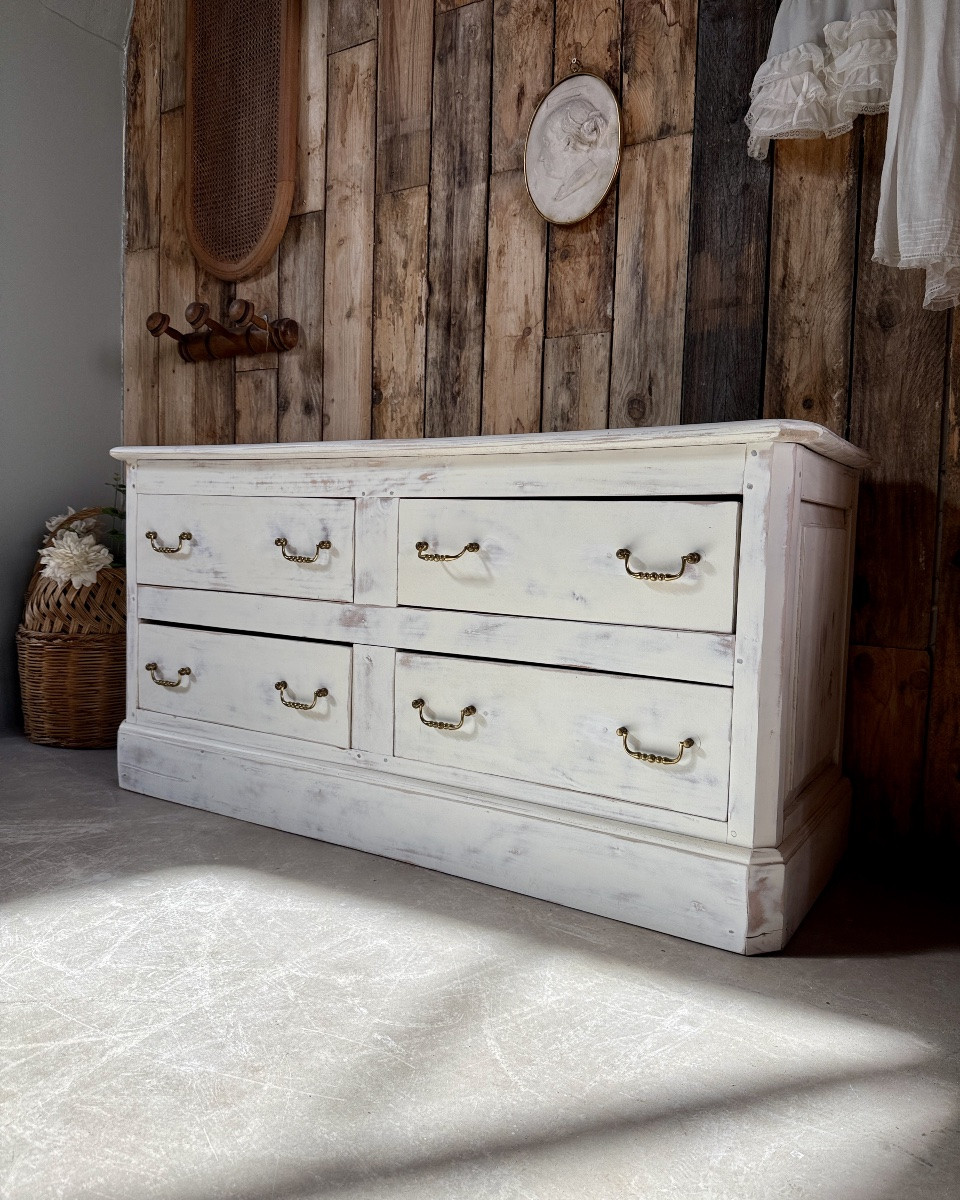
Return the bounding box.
[146,299,299,363]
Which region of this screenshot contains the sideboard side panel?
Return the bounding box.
[728,442,801,847]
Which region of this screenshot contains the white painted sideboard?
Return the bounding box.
[112,421,869,954]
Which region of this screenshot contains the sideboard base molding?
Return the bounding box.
[118,722,849,955]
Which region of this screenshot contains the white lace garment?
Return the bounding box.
[746,1,959,311]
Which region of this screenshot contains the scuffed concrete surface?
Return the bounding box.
[1,734,958,1199]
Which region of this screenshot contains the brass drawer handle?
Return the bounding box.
[616,727,694,765]
[412,698,476,731]
[145,662,191,687]
[145,530,192,554]
[275,681,329,710]
[275,537,332,563]
[616,548,700,581]
[416,540,480,562]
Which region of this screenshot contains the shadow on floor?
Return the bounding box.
[784,866,960,959]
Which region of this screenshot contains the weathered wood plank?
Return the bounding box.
[622,0,698,144]
[324,42,376,441]
[764,133,859,433]
[160,0,185,112]
[681,0,775,424]
[845,646,930,848]
[546,196,618,339]
[158,107,195,444]
[123,249,160,445]
[235,369,279,444]
[546,0,621,340]
[327,0,377,53]
[373,187,428,439]
[554,0,620,88]
[235,252,279,372]
[293,0,328,215]
[491,0,553,175]
[193,272,235,445]
[542,333,610,431]
[125,0,160,250]
[610,134,692,429]
[377,0,434,193]
[849,115,949,649]
[279,211,325,442]
[924,317,960,845]
[425,0,493,438]
[482,169,547,435]
[436,0,476,10]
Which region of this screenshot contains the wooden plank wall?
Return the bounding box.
[123,0,958,856]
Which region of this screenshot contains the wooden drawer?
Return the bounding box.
[138,625,352,748]
[397,499,740,632]
[394,652,732,820]
[136,495,354,601]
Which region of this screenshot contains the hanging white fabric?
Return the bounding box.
[874,2,960,311]
[745,2,896,161]
[746,1,959,311]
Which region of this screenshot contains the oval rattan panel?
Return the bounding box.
[185,0,300,281]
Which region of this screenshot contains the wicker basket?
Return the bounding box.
[17,507,126,748]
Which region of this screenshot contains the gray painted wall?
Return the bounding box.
[0,1,129,731]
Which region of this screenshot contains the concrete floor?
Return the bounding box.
[1,734,958,1200]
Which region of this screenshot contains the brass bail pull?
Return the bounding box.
[412,698,477,731]
[415,540,480,562]
[616,549,700,582]
[275,681,329,710]
[146,530,192,554]
[616,727,695,765]
[145,662,191,687]
[275,537,332,564]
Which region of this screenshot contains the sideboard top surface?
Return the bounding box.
[112,420,870,470]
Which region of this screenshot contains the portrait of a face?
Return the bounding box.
[525,74,621,225]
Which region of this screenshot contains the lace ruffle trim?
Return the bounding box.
[746,9,896,160]
[873,249,960,311]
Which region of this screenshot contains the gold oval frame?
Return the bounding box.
[523,70,623,227]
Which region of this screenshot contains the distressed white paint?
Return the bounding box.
[394,652,733,821]
[137,624,352,749]
[111,418,871,467]
[354,496,399,606]
[728,444,801,847]
[134,706,729,840]
[127,447,747,500]
[350,644,396,755]
[789,515,851,795]
[117,721,852,954]
[136,587,738,686]
[136,494,355,601]
[398,499,741,632]
[113,420,865,953]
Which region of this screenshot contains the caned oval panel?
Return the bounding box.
[138,625,351,748]
[186,0,300,280]
[137,495,354,600]
[395,652,732,821]
[397,499,740,633]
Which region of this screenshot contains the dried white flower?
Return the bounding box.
[39,531,113,588]
[45,506,96,535]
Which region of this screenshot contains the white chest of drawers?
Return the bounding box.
[113,421,868,954]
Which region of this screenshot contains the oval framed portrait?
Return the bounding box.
[524,72,622,226]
